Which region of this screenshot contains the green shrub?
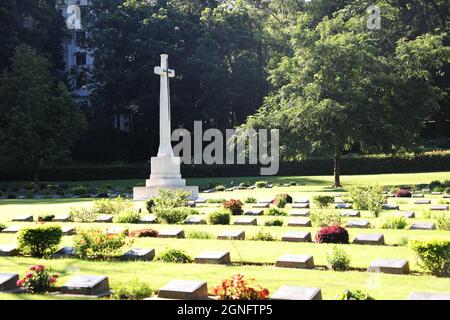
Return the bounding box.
[37,214,55,222]
[336,289,374,300]
[380,216,407,229]
[429,180,443,190]
[17,225,63,258]
[445,187,450,194]
[349,185,384,217]
[93,197,132,216]
[74,228,132,260]
[0,223,6,232]
[312,195,334,208]
[327,246,351,271]
[156,249,193,263]
[154,207,193,224]
[397,236,409,247]
[150,188,190,209]
[255,181,267,188]
[244,197,257,204]
[410,240,450,277]
[208,210,231,225]
[113,209,142,224]
[145,199,155,213]
[310,210,342,227]
[69,207,97,222]
[274,198,287,208]
[206,198,226,204]
[437,214,450,231]
[187,230,214,239]
[250,229,276,241]
[215,185,226,192]
[265,207,288,216]
[264,219,284,227]
[111,279,154,300]
[72,185,88,195]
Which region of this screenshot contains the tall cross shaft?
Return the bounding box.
[154,54,175,157]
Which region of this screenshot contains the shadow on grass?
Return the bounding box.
[0,198,92,206]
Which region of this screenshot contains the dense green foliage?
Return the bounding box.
[410,240,450,277]
[17,225,63,258]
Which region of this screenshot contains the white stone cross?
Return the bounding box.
[154,54,175,157]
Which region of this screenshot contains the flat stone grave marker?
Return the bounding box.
[62,226,76,236]
[0,245,18,257]
[234,217,257,226]
[94,214,113,223]
[265,184,273,189]
[2,226,22,234]
[443,195,450,199]
[341,210,360,217]
[0,274,20,292]
[187,201,196,208]
[11,215,33,222]
[294,198,310,204]
[184,216,206,225]
[225,187,235,191]
[353,234,385,245]
[409,222,436,230]
[334,198,345,204]
[290,210,310,217]
[195,251,231,265]
[157,229,185,239]
[53,214,71,222]
[430,205,449,211]
[394,211,415,219]
[203,189,214,193]
[335,203,352,209]
[408,292,450,300]
[383,204,399,210]
[61,275,111,297]
[158,280,208,300]
[293,203,310,209]
[287,218,311,227]
[414,199,431,205]
[431,192,442,195]
[275,254,314,269]
[139,215,157,224]
[412,194,424,198]
[217,230,245,240]
[422,188,430,193]
[271,286,322,300]
[52,246,76,259]
[246,186,256,190]
[346,220,370,229]
[253,203,270,208]
[281,231,312,243]
[244,209,264,216]
[122,248,155,261]
[194,198,207,204]
[368,259,410,275]
[258,199,273,204]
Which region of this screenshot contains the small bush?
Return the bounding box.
[273,197,287,208]
[112,208,142,224]
[212,274,269,300]
[129,228,159,238]
[244,197,257,204]
[223,199,244,215]
[93,196,132,216]
[327,246,351,271]
[17,225,63,258]
[264,219,284,227]
[16,265,58,294]
[69,207,97,223]
[274,194,293,204]
[312,195,334,208]
[265,207,288,216]
[410,240,450,277]
[429,180,443,190]
[310,210,342,227]
[187,230,214,239]
[397,236,409,247]
[215,185,226,192]
[315,225,349,244]
[208,210,231,225]
[72,185,88,196]
[156,249,193,263]
[349,185,384,217]
[37,214,55,222]
[437,214,450,231]
[206,198,226,204]
[111,279,154,300]
[445,187,450,195]
[396,189,412,198]
[255,181,267,188]
[0,223,6,232]
[150,188,190,209]
[154,207,193,224]
[336,289,374,300]
[146,199,155,213]
[251,229,276,241]
[381,216,407,229]
[74,229,133,260]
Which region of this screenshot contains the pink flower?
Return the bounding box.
[16,279,24,287]
[49,276,57,284]
[25,272,34,279]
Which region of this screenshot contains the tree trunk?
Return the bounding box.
[333,144,342,188]
[34,159,42,190]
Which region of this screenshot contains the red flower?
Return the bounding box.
[16,279,24,287]
[260,288,270,298]
[49,276,57,284]
[25,272,34,279]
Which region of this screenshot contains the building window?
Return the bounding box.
[75,53,87,66]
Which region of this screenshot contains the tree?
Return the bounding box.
[0,45,88,185]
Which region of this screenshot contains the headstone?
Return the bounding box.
[271,286,322,300]
[0,274,20,292]
[194,198,207,204]
[383,204,400,210]
[408,292,450,300]
[293,203,310,209]
[0,245,18,257]
[294,199,310,204]
[187,201,196,208]
[394,211,415,219]
[244,209,264,216]
[412,194,424,198]
[346,220,370,229]
[422,188,430,193]
[287,219,311,227]
[158,280,208,300]
[290,210,310,217]
[217,230,245,240]
[265,184,274,189]
[341,210,360,217]
[353,234,385,245]
[430,205,449,211]
[122,248,155,261]
[234,217,257,226]
[203,189,214,193]
[414,199,431,205]
[226,187,236,191]
[246,186,256,190]
[184,216,206,225]
[139,215,157,224]
[368,259,410,274]
[61,275,111,296]
[258,199,273,204]
[431,192,442,195]
[52,246,76,259]
[1,226,22,234]
[157,229,185,239]
[53,214,71,222]
[281,231,312,243]
[335,203,352,209]
[195,251,231,265]
[11,215,33,222]
[62,226,76,236]
[94,214,113,223]
[253,203,270,209]
[334,198,345,204]
[443,195,450,199]
[275,254,314,269]
[409,222,436,230]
